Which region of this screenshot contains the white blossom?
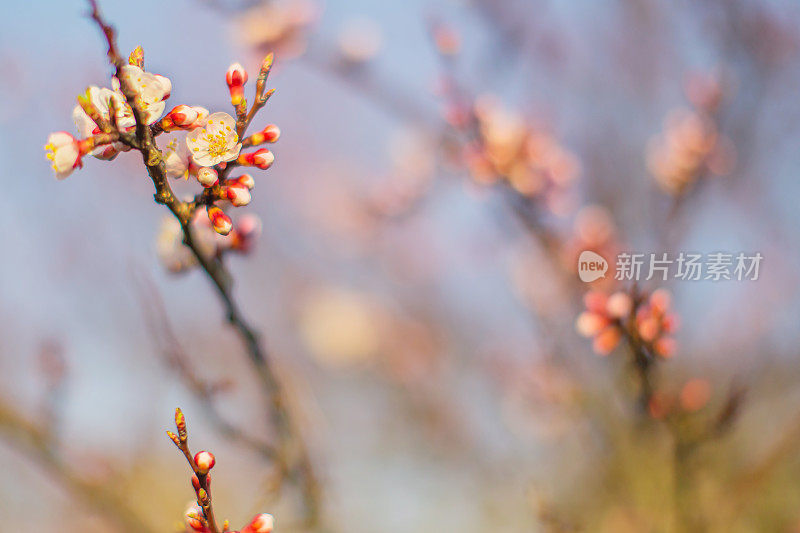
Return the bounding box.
[186,112,241,167]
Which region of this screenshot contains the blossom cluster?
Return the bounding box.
[646,73,735,196]
[46,47,281,270]
[449,97,579,214]
[575,288,678,357]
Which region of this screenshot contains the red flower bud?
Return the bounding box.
[226,182,252,206]
[243,513,274,533]
[252,149,274,170]
[207,206,232,235]
[197,167,219,188]
[194,450,216,474]
[226,63,248,106]
[234,173,255,189]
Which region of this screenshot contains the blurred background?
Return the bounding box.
[2,0,800,531]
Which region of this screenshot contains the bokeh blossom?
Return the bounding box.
[576,288,678,358]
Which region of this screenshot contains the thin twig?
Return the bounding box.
[0,399,157,533]
[87,0,321,524]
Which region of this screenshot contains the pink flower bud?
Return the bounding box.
[649,289,671,313]
[252,149,274,170]
[45,132,83,179]
[243,513,274,533]
[226,63,248,106]
[197,167,219,188]
[593,327,621,356]
[226,183,252,206]
[194,451,216,474]
[165,105,199,129]
[207,206,232,235]
[226,62,249,87]
[606,292,633,319]
[234,173,255,189]
[583,291,608,314]
[575,312,608,338]
[654,337,676,359]
[262,124,280,143]
[637,317,660,342]
[230,214,262,253]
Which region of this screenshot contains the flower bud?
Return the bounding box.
[197,167,219,188]
[207,206,232,235]
[230,214,262,253]
[226,182,252,206]
[575,312,607,338]
[593,327,621,355]
[606,292,632,319]
[234,173,255,189]
[191,474,201,491]
[247,124,280,146]
[252,149,274,170]
[194,451,216,474]
[226,63,248,106]
[184,504,206,532]
[244,513,274,533]
[162,105,199,130]
[45,132,83,179]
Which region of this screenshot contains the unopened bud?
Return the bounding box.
[226,183,252,206]
[252,149,274,170]
[246,124,280,146]
[234,173,255,189]
[256,53,274,100]
[166,430,181,448]
[226,63,248,106]
[230,214,262,253]
[191,475,201,491]
[244,513,274,533]
[174,408,187,442]
[197,167,219,188]
[207,206,232,235]
[162,105,199,131]
[193,450,216,477]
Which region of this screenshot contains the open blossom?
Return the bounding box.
[44,132,83,179]
[72,86,133,160]
[186,112,242,167]
[164,138,191,179]
[114,65,172,124]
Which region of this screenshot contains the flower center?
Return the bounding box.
[204,131,232,158]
